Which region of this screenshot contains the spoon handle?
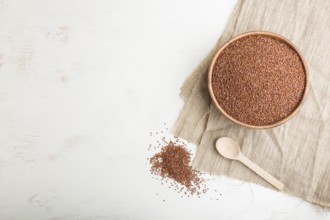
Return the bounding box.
[237,154,284,191]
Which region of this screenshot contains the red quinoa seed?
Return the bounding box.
[211,35,306,126]
[149,141,208,196]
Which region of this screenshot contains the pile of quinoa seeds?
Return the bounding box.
[211,35,306,126]
[147,124,211,199]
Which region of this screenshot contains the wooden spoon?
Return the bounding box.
[215,137,284,191]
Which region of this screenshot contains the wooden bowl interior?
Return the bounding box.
[208,31,309,129]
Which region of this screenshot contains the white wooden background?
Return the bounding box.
[0,0,329,219]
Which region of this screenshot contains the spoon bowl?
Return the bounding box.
[216,137,240,160]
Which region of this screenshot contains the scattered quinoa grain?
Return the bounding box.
[149,141,208,196]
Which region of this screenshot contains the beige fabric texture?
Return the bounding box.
[173,0,330,208]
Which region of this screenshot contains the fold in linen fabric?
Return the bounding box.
[173,0,330,208]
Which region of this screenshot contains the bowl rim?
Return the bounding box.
[208,31,309,129]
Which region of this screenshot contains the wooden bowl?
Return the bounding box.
[208,31,309,129]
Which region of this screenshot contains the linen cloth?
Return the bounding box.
[174,0,330,208]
